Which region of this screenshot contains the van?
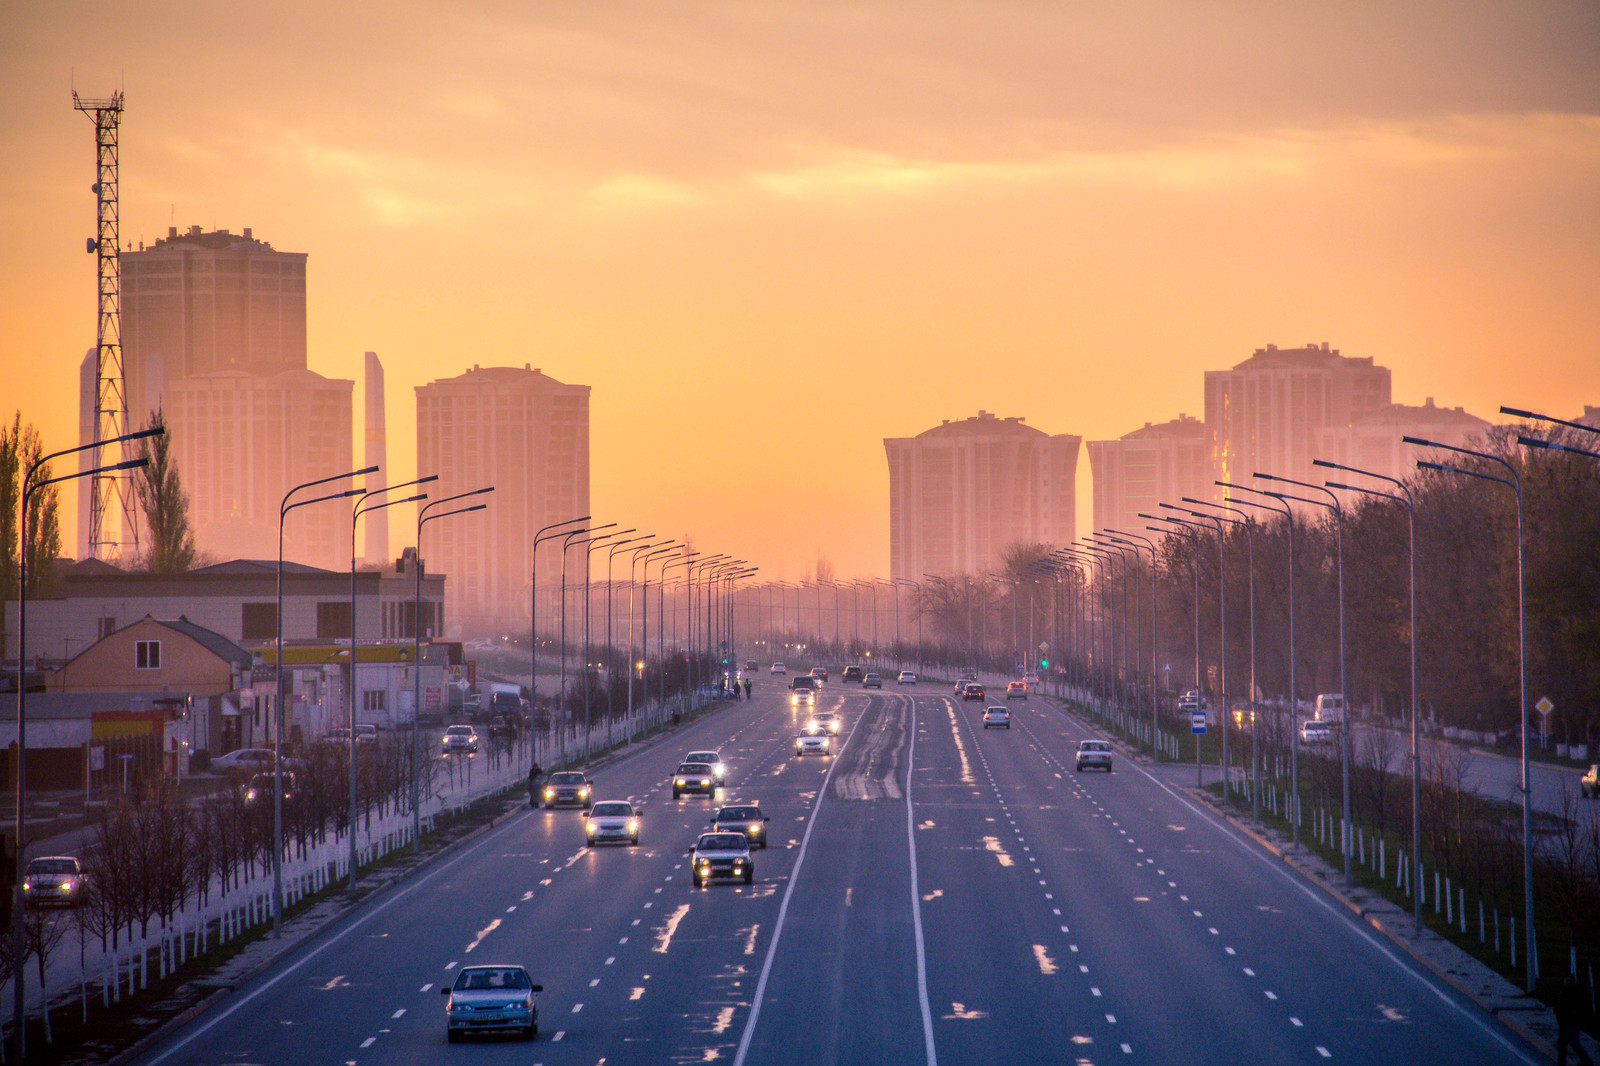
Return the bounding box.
[790,675,818,692]
[1313,693,1345,724]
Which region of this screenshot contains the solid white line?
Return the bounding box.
[906,696,938,1066]
[730,706,867,1066]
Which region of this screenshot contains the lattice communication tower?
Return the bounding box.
[74,90,141,562]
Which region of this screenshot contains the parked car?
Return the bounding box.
[441,964,542,1042]
[1178,689,1207,712]
[542,771,594,809]
[354,723,379,745]
[863,673,882,688]
[898,671,917,685]
[1580,764,1598,799]
[585,800,641,846]
[23,856,84,907]
[982,707,1011,729]
[210,748,279,774]
[690,832,755,886]
[1300,721,1335,746]
[1075,739,1113,772]
[711,804,770,847]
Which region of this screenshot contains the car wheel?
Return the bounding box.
[447,1030,461,1043]
[526,1024,537,1039]
[630,835,639,846]
[692,873,703,887]
[744,868,754,885]
[585,838,594,847]
[673,788,681,799]
[1075,765,1082,772]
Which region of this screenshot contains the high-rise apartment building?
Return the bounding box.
[885,411,1080,581]
[1087,414,1209,543]
[415,364,590,634]
[1205,342,1391,494]
[97,226,357,569]
[1318,398,1489,485]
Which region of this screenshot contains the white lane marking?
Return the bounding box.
[464,918,501,953]
[605,956,615,966]
[554,1030,565,1041]
[1291,1017,1304,1027]
[1122,1044,1133,1054]
[360,1037,376,1047]
[733,703,870,1066]
[1316,1048,1331,1058]
[572,1002,583,1013]
[1265,991,1278,1001]
[506,905,517,912]
[1243,967,1255,977]
[391,1008,405,1018]
[419,983,432,992]
[1106,1014,1117,1024]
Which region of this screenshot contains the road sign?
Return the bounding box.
[1191,710,1207,734]
[1535,696,1554,718]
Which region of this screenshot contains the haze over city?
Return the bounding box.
[4,1,1598,582]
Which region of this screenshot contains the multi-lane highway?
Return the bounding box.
[138,683,1539,1065]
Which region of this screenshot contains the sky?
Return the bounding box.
[4,1,1598,583]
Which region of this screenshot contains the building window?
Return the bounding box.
[242,602,277,640]
[362,691,386,712]
[135,640,162,670]
[317,601,353,639]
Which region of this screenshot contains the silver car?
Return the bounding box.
[684,750,727,784]
[441,964,542,1042]
[794,732,832,757]
[585,800,641,846]
[691,832,754,886]
[441,724,479,754]
[23,856,84,907]
[1075,739,1113,772]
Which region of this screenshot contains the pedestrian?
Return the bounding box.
[527,761,544,808]
[743,677,752,699]
[716,676,726,696]
[1557,973,1595,1065]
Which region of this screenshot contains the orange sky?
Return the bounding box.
[4,2,1598,582]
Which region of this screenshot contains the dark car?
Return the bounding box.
[711,804,771,848]
[541,771,593,809]
[673,762,718,799]
[841,666,865,684]
[691,832,754,886]
[962,683,985,702]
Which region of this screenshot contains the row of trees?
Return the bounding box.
[905,423,1600,748]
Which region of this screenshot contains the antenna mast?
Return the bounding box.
[74,89,142,562]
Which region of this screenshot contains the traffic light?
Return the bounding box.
[1040,658,1049,669]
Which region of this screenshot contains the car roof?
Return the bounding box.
[679,762,712,771]
[686,750,720,759]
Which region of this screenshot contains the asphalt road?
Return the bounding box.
[137,684,1541,1065]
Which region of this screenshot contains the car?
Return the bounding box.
[243,771,297,805]
[794,733,833,757]
[1075,739,1113,772]
[789,675,819,705]
[22,856,84,907]
[441,964,542,1042]
[585,800,642,845]
[441,724,480,754]
[1582,764,1599,799]
[841,666,865,684]
[898,671,917,685]
[684,750,727,784]
[1300,721,1335,745]
[354,723,379,745]
[711,804,771,847]
[982,707,1011,729]
[673,762,718,799]
[804,711,841,735]
[209,748,280,774]
[1178,689,1208,712]
[542,771,594,809]
[862,673,882,689]
[1023,674,1041,686]
[691,832,755,886]
[810,667,829,683]
[744,660,758,671]
[771,663,787,674]
[1006,681,1027,699]
[962,684,986,702]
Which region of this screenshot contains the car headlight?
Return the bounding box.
[586,822,599,834]
[675,777,685,787]
[61,880,76,892]
[21,881,31,891]
[246,789,259,801]
[627,819,639,833]
[579,786,590,796]
[700,778,710,787]
[543,787,555,798]
[747,823,761,834]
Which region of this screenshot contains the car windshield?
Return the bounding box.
[1081,742,1109,751]
[27,859,77,874]
[718,807,758,820]
[698,834,747,851]
[678,763,711,774]
[445,726,472,735]
[455,967,531,991]
[686,752,719,764]
[591,802,632,816]
[550,772,587,784]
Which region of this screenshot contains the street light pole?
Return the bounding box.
[12,426,158,1059]
[411,489,492,850]
[1316,458,1421,929]
[529,515,590,760]
[1104,530,1161,759]
[1406,434,1535,992]
[1163,505,1229,799]
[349,476,434,882]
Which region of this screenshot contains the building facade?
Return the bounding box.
[415,364,591,634]
[1204,342,1392,497]
[1086,414,1210,543]
[1318,398,1491,485]
[885,411,1081,581]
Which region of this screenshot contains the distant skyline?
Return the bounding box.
[4,2,1597,581]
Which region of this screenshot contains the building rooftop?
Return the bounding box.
[914,410,1048,440]
[1352,397,1489,429]
[1228,342,1377,372]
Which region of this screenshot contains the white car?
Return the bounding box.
[684,750,727,784]
[804,711,841,735]
[771,663,787,674]
[1299,721,1335,745]
[898,671,917,685]
[691,832,755,886]
[354,723,379,745]
[23,856,84,907]
[585,800,641,846]
[210,748,279,774]
[1075,739,1113,772]
[795,733,833,757]
[982,707,1011,729]
[441,724,479,754]
[862,673,882,689]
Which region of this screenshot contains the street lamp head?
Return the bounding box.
[1499,405,1535,420]
[1516,436,1552,451]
